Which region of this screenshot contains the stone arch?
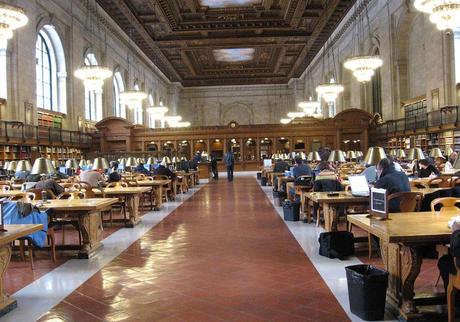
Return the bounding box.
[221,102,254,125]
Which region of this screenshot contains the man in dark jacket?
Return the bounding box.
[108,162,122,183]
[135,162,150,175]
[292,158,312,178]
[273,159,289,173]
[418,159,440,178]
[179,159,190,173]
[224,150,235,182]
[374,158,410,212]
[154,162,176,179]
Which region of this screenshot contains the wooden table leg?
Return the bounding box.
[125,194,141,228]
[380,241,424,321]
[78,211,103,259]
[323,203,338,232]
[154,186,163,210]
[0,245,17,317]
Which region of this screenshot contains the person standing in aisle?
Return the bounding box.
[224,149,235,182]
[210,154,218,180]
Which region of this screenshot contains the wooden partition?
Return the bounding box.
[94,109,372,171]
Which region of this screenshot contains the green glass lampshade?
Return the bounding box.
[125,157,138,167]
[172,156,180,163]
[78,159,87,167]
[407,148,425,161]
[162,156,172,164]
[65,159,79,169]
[396,149,406,159]
[92,157,109,170]
[180,156,187,161]
[16,160,32,172]
[31,158,56,175]
[3,162,9,170]
[7,161,17,171]
[346,150,357,160]
[137,158,146,164]
[430,148,444,158]
[453,155,460,169]
[146,157,157,165]
[445,146,454,156]
[328,150,346,163]
[363,147,387,165]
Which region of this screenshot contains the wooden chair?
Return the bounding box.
[26,188,57,200]
[366,192,423,259]
[53,192,83,245]
[430,197,460,215]
[106,181,128,188]
[428,177,451,188]
[447,231,460,322]
[101,184,128,223]
[8,192,35,202]
[153,175,172,201]
[451,177,460,187]
[0,184,10,191]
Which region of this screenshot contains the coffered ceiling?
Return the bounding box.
[97,0,356,87]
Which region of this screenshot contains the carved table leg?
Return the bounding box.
[154,186,163,211]
[323,203,338,232]
[78,211,103,259]
[0,245,17,317]
[126,194,141,227]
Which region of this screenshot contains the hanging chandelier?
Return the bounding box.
[165,115,182,126]
[298,96,320,116]
[414,0,460,30]
[172,121,191,128]
[120,90,147,109]
[280,118,292,124]
[74,65,112,92]
[316,78,344,103]
[0,3,28,41]
[287,111,305,119]
[146,105,168,120]
[344,56,383,82]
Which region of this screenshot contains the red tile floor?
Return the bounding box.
[36,177,350,322]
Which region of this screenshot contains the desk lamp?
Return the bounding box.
[363,147,387,166]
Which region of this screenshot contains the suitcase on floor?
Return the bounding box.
[283,200,300,221]
[318,231,355,259]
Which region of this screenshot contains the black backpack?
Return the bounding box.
[319,231,355,259]
[294,176,314,188]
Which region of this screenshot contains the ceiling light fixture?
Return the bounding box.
[74,65,112,92]
[0,3,28,41]
[316,78,344,103]
[415,0,460,30]
[344,56,383,82]
[280,118,292,124]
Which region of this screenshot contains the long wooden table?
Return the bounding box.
[348,212,453,321]
[136,180,170,210]
[35,198,118,258]
[304,188,447,231]
[0,224,43,317]
[93,187,151,227]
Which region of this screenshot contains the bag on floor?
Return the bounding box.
[318,231,355,260]
[257,172,262,180]
[283,200,300,221]
[261,176,267,186]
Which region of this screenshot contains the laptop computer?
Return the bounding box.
[349,175,370,197]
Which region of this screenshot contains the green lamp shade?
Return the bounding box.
[65,159,79,169]
[125,157,138,167]
[78,159,87,167]
[430,148,444,158]
[407,148,425,161]
[162,156,172,164]
[92,157,109,170]
[7,161,17,172]
[363,147,387,165]
[346,151,357,160]
[396,149,406,159]
[31,158,56,175]
[328,150,346,163]
[445,146,454,156]
[16,160,32,172]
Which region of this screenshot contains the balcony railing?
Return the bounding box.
[374,105,459,136]
[0,120,94,146]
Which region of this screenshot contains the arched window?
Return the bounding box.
[84,53,102,121]
[133,83,143,125]
[35,25,66,113]
[0,40,7,99]
[113,71,125,118]
[147,93,156,128]
[371,49,382,115]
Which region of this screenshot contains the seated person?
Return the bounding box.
[108,162,121,183]
[435,156,446,172]
[154,161,176,179]
[35,178,65,197]
[438,226,460,293]
[179,159,190,173]
[135,162,150,175]
[387,155,403,172]
[188,159,198,171]
[79,169,104,187]
[360,164,377,183]
[418,159,440,178]
[374,158,410,212]
[273,158,292,192]
[15,169,30,181]
[292,158,312,178]
[445,152,457,172]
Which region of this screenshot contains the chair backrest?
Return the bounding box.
[388,192,423,212]
[430,197,460,214]
[106,181,128,188]
[9,192,35,202]
[428,177,451,188]
[78,181,92,189]
[26,188,57,200]
[452,177,460,187]
[81,187,95,198]
[145,176,154,181]
[57,191,84,200]
[153,175,169,181]
[0,184,10,192]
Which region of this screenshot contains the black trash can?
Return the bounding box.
[345,265,388,321]
[283,200,300,221]
[261,177,267,186]
[257,172,262,180]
